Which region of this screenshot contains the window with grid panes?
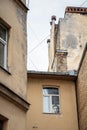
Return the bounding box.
[0,23,8,69]
[43,87,60,114]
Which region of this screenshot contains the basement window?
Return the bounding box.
[0,22,8,69]
[43,87,60,114]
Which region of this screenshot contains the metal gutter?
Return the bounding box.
[27,70,77,81]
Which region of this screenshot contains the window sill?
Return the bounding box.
[0,66,11,75]
[43,112,61,115]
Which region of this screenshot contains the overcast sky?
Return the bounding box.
[27,0,86,71]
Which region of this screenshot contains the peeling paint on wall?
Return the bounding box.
[62,34,78,49]
[16,7,26,35]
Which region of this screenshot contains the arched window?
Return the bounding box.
[43,87,60,114]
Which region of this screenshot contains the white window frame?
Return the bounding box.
[0,23,8,69]
[43,87,60,114]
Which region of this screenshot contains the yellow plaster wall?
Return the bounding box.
[77,51,87,130]
[0,0,27,98]
[27,78,78,130]
[0,96,26,130]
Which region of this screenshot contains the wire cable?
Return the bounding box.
[29,34,49,54]
[29,57,38,70]
[80,0,87,7]
[28,24,40,42]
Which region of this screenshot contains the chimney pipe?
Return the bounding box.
[50,15,56,25]
[47,39,50,47]
[51,15,56,21]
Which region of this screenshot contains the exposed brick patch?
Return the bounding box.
[65,6,87,14]
[56,50,67,72]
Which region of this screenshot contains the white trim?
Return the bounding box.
[0,23,8,69]
[43,87,60,113]
[0,38,6,45]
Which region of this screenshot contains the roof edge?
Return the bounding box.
[65,6,87,14]
[27,70,77,81]
[15,0,29,12]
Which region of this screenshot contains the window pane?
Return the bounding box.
[52,96,59,105]
[43,88,59,95]
[52,96,59,113]
[43,96,50,113]
[52,104,60,113]
[0,42,4,67]
[0,24,7,41]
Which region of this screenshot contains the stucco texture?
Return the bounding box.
[0,96,26,130]
[77,50,87,130]
[0,0,27,98]
[59,13,87,70]
[49,12,87,72]
[27,77,78,130]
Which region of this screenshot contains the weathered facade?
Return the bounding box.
[27,71,78,130]
[77,44,87,130]
[48,7,87,72]
[47,7,87,130]
[0,0,28,98]
[0,2,87,130]
[0,0,29,130]
[26,6,87,130]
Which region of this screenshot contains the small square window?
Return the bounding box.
[43,87,60,114]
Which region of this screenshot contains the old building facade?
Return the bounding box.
[47,6,87,130]
[48,7,87,72]
[0,2,87,130]
[27,71,78,130]
[77,44,87,130]
[26,6,87,130]
[0,0,29,130]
